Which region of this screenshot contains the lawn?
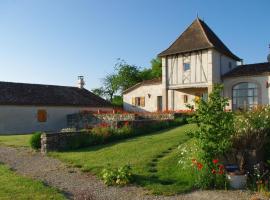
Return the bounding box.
[0,164,65,200]
[0,134,32,147]
[50,124,197,195]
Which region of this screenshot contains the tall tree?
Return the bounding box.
[150,57,162,78]
[91,87,105,97]
[102,74,119,101]
[114,60,142,92]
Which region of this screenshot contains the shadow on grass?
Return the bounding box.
[61,125,189,153]
[133,174,193,194]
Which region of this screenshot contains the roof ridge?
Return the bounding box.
[0,81,77,89]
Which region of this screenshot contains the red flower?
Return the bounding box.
[218,169,224,175]
[197,162,203,170]
[218,164,224,169]
[211,169,216,174]
[213,159,219,164]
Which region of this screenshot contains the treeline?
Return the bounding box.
[92,58,161,106]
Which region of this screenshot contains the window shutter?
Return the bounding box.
[132,97,135,105]
[37,109,47,122]
[141,97,145,107]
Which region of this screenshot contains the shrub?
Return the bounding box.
[114,125,133,139]
[30,132,42,149]
[65,132,102,149]
[188,84,234,188]
[101,165,133,186]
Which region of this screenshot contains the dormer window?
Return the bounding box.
[184,62,190,71]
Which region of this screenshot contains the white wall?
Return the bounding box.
[123,83,162,112]
[212,49,237,83]
[0,106,112,134]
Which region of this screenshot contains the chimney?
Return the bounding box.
[78,76,85,89]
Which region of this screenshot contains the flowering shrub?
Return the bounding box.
[248,162,270,193]
[101,165,133,186]
[233,106,270,150]
[190,158,227,189]
[178,139,200,169]
[187,84,233,188]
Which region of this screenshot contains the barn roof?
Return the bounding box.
[223,62,270,78]
[0,81,112,107]
[158,18,241,61]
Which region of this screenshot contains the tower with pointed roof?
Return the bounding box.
[158,17,241,111]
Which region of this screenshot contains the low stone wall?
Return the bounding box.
[67,113,135,129]
[67,112,177,130]
[137,113,175,120]
[41,131,86,154]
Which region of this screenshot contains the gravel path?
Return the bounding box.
[0,146,261,200]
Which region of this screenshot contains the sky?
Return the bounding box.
[0,0,269,90]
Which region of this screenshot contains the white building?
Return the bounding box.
[123,18,270,112]
[0,77,112,134]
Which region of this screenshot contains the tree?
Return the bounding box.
[91,87,105,98]
[150,57,162,78]
[102,74,119,101]
[114,60,142,92]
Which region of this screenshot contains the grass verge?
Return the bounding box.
[0,134,32,147]
[0,164,65,200]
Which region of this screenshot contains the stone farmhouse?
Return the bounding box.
[123,18,270,112]
[0,77,112,134]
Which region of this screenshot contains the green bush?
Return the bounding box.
[188,84,234,188]
[114,125,134,139]
[65,132,103,150]
[101,165,133,186]
[29,132,42,149]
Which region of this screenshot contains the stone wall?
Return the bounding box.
[67,112,175,130]
[41,131,87,154]
[67,113,135,129]
[137,113,175,120]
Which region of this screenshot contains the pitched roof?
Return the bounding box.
[123,78,162,94]
[0,81,112,107]
[223,62,270,78]
[158,18,241,61]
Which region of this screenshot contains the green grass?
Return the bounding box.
[0,134,32,147]
[50,124,197,195]
[0,164,65,200]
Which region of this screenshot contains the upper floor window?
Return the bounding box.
[183,62,190,71]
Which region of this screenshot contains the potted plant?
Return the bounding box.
[226,164,247,189]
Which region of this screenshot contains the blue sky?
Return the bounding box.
[0,0,269,90]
